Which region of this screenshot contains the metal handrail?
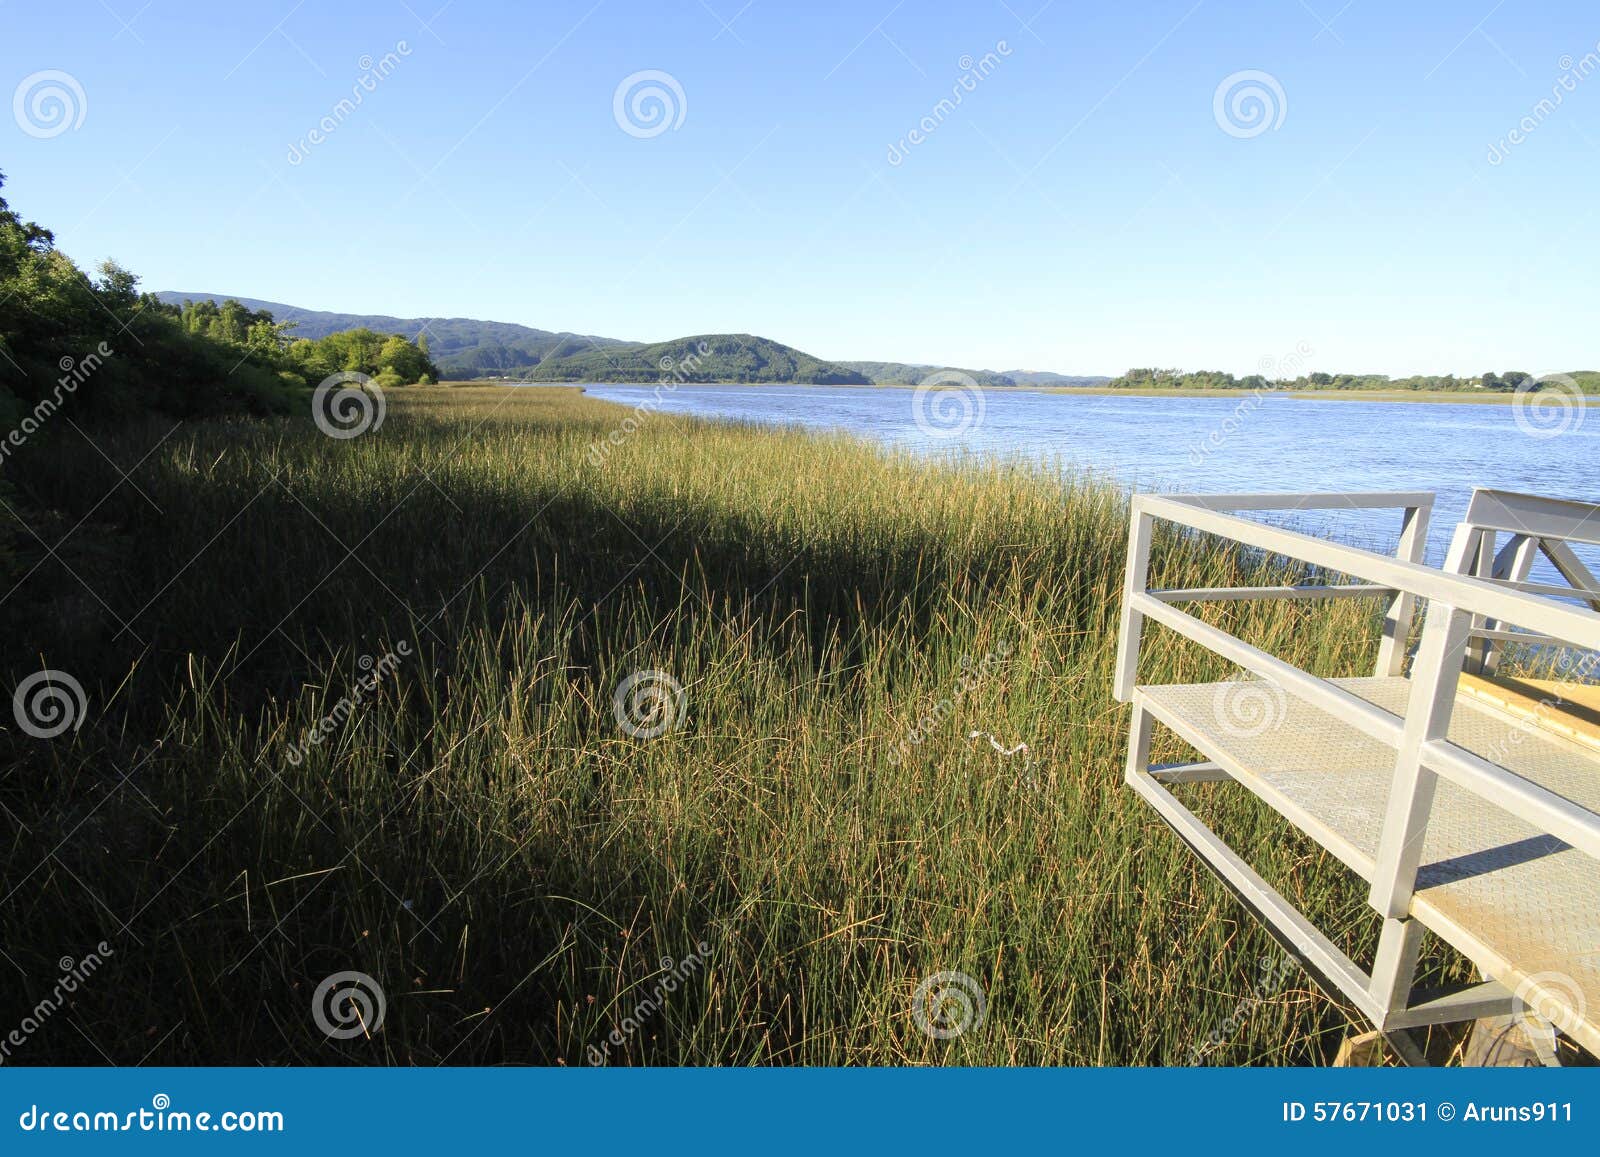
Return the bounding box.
[1133,494,1600,651]
[1451,488,1600,674]
[1115,491,1600,884]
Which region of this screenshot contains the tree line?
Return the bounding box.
[1109,367,1585,392]
[177,298,438,389]
[1,170,436,437]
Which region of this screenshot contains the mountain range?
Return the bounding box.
[154,292,1109,387]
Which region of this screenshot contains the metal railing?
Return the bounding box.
[1115,489,1600,1058]
[1447,489,1600,675]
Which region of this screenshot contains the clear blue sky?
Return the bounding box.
[6,0,1598,376]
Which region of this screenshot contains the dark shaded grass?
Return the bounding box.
[0,386,1472,1064]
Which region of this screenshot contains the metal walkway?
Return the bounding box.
[1115,490,1600,1063]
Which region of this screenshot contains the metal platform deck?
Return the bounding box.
[1114,489,1600,1064]
[1137,674,1600,1058]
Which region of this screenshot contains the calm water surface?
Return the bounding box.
[583,384,1597,571]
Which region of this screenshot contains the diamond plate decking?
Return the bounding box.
[1137,675,1600,1058]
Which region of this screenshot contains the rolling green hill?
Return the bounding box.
[841,360,1111,387]
[840,360,1015,387]
[155,292,630,378]
[523,333,870,384]
[1000,369,1113,387]
[154,292,1108,386]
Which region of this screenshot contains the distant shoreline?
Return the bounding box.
[445,381,1588,406]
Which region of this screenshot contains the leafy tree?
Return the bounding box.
[1,170,297,423]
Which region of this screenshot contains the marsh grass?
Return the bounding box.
[0,385,1474,1064]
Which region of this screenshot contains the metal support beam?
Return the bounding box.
[1368,548,1475,919]
[1377,501,1431,677]
[1112,508,1153,703]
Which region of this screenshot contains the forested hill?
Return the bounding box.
[153,293,1109,386]
[155,292,629,379]
[841,361,1112,387]
[523,334,871,384]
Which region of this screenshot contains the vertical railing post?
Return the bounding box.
[1459,528,1497,675]
[1123,703,1154,783]
[1113,499,1155,703]
[1474,534,1539,676]
[1369,524,1476,921]
[1375,500,1432,677]
[1368,916,1427,1024]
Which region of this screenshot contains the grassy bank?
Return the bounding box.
[0,386,1472,1065]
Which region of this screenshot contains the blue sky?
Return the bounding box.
[5,0,1598,376]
